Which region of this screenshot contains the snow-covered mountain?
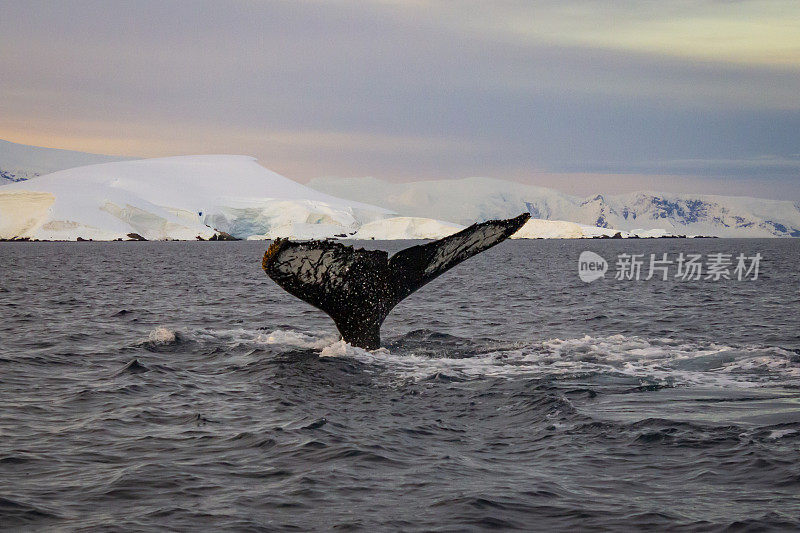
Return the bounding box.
[0,139,128,184]
[0,155,395,241]
[308,176,800,237]
[4,150,797,240]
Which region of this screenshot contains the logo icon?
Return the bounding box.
[578,251,607,283]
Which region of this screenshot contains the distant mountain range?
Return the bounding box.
[309,176,800,237]
[0,139,128,184]
[2,139,798,238]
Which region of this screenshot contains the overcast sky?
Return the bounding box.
[1,0,798,199]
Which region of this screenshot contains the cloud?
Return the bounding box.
[0,0,797,198]
[412,0,800,66]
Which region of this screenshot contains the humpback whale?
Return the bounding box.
[262,213,530,349]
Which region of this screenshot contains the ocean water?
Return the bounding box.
[1,239,799,531]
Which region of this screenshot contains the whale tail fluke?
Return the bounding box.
[386,213,530,303]
[263,238,391,349]
[262,213,530,349]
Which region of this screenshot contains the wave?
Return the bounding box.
[0,496,60,526]
[139,326,338,351]
[136,326,799,387]
[292,329,800,387]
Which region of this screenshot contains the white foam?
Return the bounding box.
[767,428,798,439]
[312,332,798,387]
[159,326,339,351]
[147,326,177,344]
[139,326,798,389]
[257,329,339,350]
[319,339,384,359]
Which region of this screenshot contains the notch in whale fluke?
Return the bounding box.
[262,213,530,349]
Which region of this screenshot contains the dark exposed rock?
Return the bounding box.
[209,231,238,241]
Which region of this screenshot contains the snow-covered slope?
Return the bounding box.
[0,139,128,184]
[509,219,688,239]
[347,217,464,240]
[308,176,800,237]
[0,155,390,241]
[511,219,613,239]
[346,216,671,241]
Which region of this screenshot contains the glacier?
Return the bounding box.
[308,176,800,238]
[0,155,395,241]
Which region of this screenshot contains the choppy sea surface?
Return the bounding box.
[1,239,799,531]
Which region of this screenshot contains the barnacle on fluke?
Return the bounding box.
[261,213,530,349]
[262,238,287,271]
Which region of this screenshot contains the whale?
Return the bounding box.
[262,213,530,349]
